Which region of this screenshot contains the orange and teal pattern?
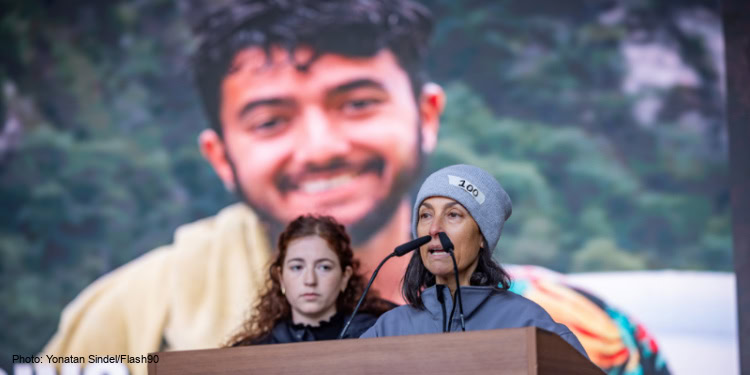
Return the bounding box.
[509,268,669,375]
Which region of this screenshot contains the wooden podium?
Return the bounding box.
[148,327,603,374]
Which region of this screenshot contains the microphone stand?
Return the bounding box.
[337,235,431,339]
[337,252,395,339]
[438,232,465,332]
[447,249,466,332]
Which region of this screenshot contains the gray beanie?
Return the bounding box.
[412,164,512,251]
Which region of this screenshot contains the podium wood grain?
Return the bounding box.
[148,327,603,374]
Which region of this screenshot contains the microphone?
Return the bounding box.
[437,232,466,332]
[338,235,431,339]
[394,235,432,256]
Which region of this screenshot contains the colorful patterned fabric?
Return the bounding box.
[507,266,670,375]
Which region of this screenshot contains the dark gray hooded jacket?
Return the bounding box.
[360,285,588,358]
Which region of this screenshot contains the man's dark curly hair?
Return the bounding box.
[186,0,433,136]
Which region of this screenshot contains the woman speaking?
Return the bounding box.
[360,164,588,358]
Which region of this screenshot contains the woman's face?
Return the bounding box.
[280,235,352,326]
[416,196,484,286]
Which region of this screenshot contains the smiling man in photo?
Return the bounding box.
[193,1,443,302]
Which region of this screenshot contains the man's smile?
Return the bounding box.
[299,174,356,194]
[277,157,385,196]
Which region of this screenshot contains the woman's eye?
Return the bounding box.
[318,264,333,271]
[289,264,302,271]
[448,211,462,218]
[419,212,432,220]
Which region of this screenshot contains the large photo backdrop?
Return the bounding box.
[0,0,731,374]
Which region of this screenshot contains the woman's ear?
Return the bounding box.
[340,266,353,292]
[477,234,487,253]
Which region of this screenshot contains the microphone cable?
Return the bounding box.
[338,235,431,339]
[447,249,466,332]
[438,232,465,332]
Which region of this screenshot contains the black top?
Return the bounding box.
[252,311,378,345]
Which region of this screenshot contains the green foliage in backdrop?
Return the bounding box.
[0,0,729,368]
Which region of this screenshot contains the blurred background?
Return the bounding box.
[0,0,733,373]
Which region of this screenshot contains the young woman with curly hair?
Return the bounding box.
[228,214,393,346]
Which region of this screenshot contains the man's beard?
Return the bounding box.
[226,140,425,249]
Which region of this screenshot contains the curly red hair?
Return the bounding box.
[227,214,390,346]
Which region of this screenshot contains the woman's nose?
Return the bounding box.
[429,216,443,237]
[303,268,317,285]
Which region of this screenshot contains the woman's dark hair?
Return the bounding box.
[187,0,434,137]
[402,236,512,310]
[226,214,390,346]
